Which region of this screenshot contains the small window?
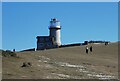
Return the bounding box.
[39,43,44,47]
[47,43,51,47]
[47,44,49,46]
[46,38,49,41]
[40,38,44,41]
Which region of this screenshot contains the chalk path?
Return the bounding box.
[37,55,117,79]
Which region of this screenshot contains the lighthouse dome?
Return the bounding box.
[49,18,61,28]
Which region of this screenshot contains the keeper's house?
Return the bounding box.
[36,18,61,50]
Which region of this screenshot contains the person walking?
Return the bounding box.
[86,46,89,54]
[105,42,108,46]
[13,49,15,52]
[90,46,92,53]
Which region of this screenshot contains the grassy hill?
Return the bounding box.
[2,42,118,79]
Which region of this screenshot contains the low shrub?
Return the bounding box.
[2,50,17,57]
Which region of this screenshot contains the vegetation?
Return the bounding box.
[1,50,17,57]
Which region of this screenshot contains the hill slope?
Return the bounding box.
[2,42,118,79]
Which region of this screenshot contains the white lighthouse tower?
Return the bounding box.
[49,18,61,46]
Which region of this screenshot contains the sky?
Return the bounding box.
[2,2,118,51]
[1,0,120,2]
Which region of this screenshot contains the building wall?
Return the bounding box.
[49,29,61,46]
[37,36,53,50]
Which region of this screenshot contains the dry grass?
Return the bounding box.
[2,42,118,79]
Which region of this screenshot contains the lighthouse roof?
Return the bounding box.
[50,18,59,22]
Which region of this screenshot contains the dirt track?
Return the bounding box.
[2,42,118,79]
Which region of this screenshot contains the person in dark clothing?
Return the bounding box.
[105,42,108,46]
[86,46,89,54]
[90,46,92,52]
[13,49,15,52]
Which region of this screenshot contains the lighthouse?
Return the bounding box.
[36,18,61,50]
[49,18,61,46]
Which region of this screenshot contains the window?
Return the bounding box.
[39,43,44,47]
[40,38,44,41]
[46,38,49,41]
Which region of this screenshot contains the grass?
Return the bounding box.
[2,42,118,79]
